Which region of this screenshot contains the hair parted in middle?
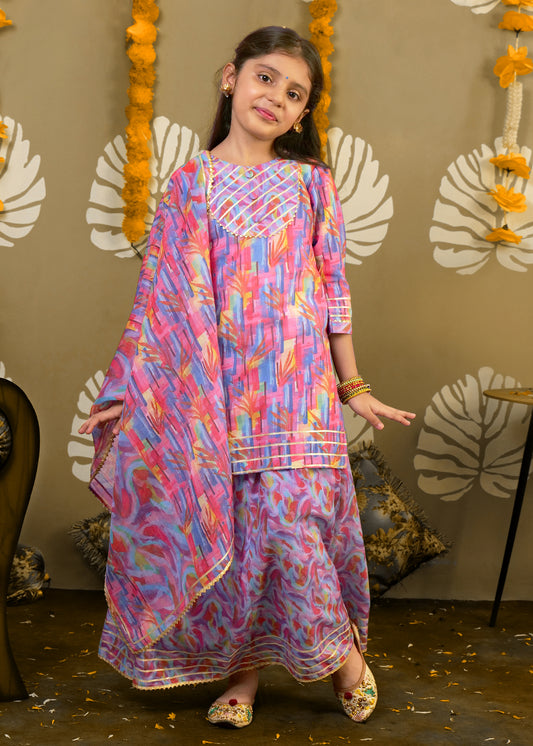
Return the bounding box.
[207,26,325,166]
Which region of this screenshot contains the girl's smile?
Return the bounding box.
[217,52,311,162]
[254,107,278,123]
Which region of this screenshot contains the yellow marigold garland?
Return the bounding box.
[122,0,159,246]
[0,7,13,213]
[486,0,533,246]
[308,0,337,160]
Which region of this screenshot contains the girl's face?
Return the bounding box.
[222,52,311,149]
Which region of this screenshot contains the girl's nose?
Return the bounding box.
[266,86,282,106]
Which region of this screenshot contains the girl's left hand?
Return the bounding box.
[347,393,416,431]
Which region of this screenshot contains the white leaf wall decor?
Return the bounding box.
[0,361,12,381]
[68,371,105,483]
[328,127,393,265]
[86,118,200,259]
[0,115,46,249]
[449,0,500,13]
[414,366,530,501]
[430,138,533,274]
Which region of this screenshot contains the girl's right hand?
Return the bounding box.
[78,402,123,436]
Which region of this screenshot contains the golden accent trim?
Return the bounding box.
[98,619,358,688]
[229,428,342,442]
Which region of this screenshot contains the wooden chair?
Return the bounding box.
[0,379,40,701]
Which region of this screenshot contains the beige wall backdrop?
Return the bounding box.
[1,0,532,598]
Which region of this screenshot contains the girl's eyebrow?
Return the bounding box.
[255,63,309,97]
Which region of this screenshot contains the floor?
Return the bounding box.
[1,591,531,745]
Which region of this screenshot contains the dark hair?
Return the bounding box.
[207,26,325,165]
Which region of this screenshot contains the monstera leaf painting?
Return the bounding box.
[430,138,533,273]
[415,367,531,500]
[0,115,46,249]
[327,127,394,266]
[449,0,500,13]
[68,371,104,483]
[86,117,200,258]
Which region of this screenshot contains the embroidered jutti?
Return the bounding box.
[91,153,370,687]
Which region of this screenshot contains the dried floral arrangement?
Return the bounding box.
[487,0,533,245]
[307,0,337,160]
[122,0,159,247]
[0,7,13,215]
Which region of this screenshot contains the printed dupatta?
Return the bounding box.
[89,156,233,653]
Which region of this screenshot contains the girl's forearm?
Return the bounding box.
[328,333,360,382]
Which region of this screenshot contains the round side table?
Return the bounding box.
[483,388,533,627]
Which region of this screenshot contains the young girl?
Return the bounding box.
[80,26,415,729]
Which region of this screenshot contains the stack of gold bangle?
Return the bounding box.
[337,376,372,404]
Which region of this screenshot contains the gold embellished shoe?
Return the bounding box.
[334,625,378,722]
[207,698,253,728]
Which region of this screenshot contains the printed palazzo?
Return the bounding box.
[99,465,370,689]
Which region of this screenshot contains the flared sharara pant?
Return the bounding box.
[99,465,370,689]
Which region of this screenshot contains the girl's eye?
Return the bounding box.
[288,91,300,101]
[258,73,271,83]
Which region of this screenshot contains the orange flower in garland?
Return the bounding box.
[502,0,533,7]
[485,226,523,244]
[0,9,12,28]
[485,0,533,249]
[499,11,533,33]
[0,10,11,215]
[308,0,337,160]
[489,184,528,212]
[490,152,531,178]
[122,0,159,245]
[493,45,533,88]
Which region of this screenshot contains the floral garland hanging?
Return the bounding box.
[122,0,159,247]
[307,0,338,160]
[0,7,13,214]
[486,0,533,245]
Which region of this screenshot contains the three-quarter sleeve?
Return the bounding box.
[308,165,352,335]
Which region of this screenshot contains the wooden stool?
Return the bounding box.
[483,388,533,627]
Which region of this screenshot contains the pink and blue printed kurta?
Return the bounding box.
[206,154,352,473]
[90,153,370,687]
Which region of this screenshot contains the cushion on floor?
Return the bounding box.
[349,441,450,598]
[69,510,110,578]
[8,545,49,605]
